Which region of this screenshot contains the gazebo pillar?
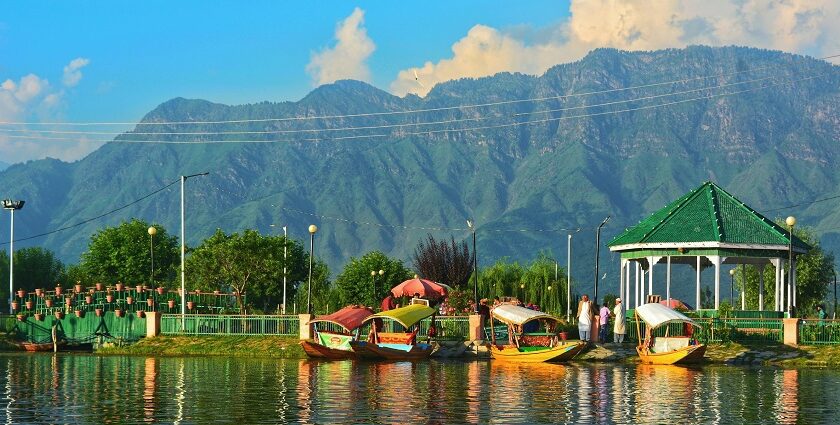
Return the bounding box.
[710,256,721,309]
[771,258,781,311]
[635,261,640,308]
[666,256,672,305]
[619,259,626,307]
[757,264,766,310]
[625,261,631,307]
[780,268,786,312]
[696,256,702,311]
[740,264,746,310]
[648,257,654,301]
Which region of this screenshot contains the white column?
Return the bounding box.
[757,264,765,311]
[619,259,626,307]
[625,261,631,307]
[710,256,721,309]
[780,268,786,311]
[635,261,640,307]
[792,259,797,310]
[666,256,672,305]
[771,258,781,311]
[740,264,746,310]
[696,256,702,311]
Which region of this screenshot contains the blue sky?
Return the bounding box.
[2,1,839,163]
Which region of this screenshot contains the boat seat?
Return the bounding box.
[651,337,690,353]
[378,331,416,345]
[519,334,554,347]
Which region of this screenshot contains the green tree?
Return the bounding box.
[80,219,179,287]
[8,247,65,291]
[519,253,568,315]
[294,261,334,315]
[478,257,524,300]
[187,229,311,312]
[737,225,834,316]
[334,251,412,307]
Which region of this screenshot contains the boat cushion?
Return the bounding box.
[651,337,690,353]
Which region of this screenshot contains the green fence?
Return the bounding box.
[799,319,840,345]
[160,314,300,336]
[625,317,783,344]
[10,312,146,343]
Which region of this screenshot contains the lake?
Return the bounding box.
[0,353,836,424]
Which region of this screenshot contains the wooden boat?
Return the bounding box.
[300,305,374,360]
[349,304,437,361]
[634,303,706,365]
[17,341,60,352]
[488,304,585,363]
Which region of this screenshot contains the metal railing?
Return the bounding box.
[160,314,300,336]
[799,319,840,345]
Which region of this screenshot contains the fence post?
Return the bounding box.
[145,311,161,338]
[299,314,314,340]
[783,318,799,346]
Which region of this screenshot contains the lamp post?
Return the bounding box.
[283,225,288,314]
[2,199,24,315]
[467,219,478,314]
[593,216,611,305]
[371,269,384,303]
[307,224,318,314]
[832,267,837,319]
[180,172,208,330]
[148,226,157,288]
[786,216,796,316]
[729,268,735,307]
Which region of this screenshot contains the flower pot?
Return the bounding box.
[55,311,64,320]
[213,290,220,295]
[136,310,146,318]
[95,283,104,291]
[168,300,175,309]
[106,295,114,303]
[156,287,165,295]
[115,283,124,291]
[65,297,73,307]
[114,309,124,318]
[11,301,18,311]
[194,289,201,295]
[95,308,103,317]
[136,285,143,293]
[34,313,44,321]
[74,284,83,293]
[75,310,84,318]
[16,314,25,322]
[187,301,195,310]
[89,288,95,294]
[35,288,43,297]
[45,299,54,308]
[126,296,134,305]
[55,286,63,296]
[85,295,93,304]
[25,300,33,310]
[16,290,25,299]
[146,298,154,307]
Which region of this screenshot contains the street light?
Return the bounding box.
[567,229,581,321]
[2,199,24,315]
[371,269,384,303]
[307,224,318,315]
[148,226,157,290]
[271,223,290,314]
[593,216,611,305]
[729,268,735,307]
[180,172,209,330]
[467,219,478,314]
[786,216,796,316]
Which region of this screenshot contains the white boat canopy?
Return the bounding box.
[635,303,698,329]
[491,304,557,326]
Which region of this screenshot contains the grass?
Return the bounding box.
[96,335,306,358]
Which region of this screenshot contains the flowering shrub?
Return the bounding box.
[439,288,475,316]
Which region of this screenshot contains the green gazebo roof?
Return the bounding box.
[608,181,809,252]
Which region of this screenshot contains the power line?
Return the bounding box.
[763,194,840,213]
[0,179,180,245]
[2,53,837,128]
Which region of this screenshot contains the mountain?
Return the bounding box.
[0,161,8,171]
[1,46,839,304]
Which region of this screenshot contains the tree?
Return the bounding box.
[293,261,335,315]
[186,229,311,312]
[412,234,474,287]
[334,251,412,307]
[736,225,835,316]
[80,219,179,287]
[5,247,65,291]
[478,257,524,300]
[519,253,568,315]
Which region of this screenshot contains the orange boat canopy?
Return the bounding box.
[310,306,375,332]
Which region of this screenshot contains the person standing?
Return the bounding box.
[577,295,593,343]
[380,294,396,312]
[613,298,626,343]
[599,303,610,343]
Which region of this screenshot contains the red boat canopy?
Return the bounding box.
[310,306,375,332]
[390,277,448,299]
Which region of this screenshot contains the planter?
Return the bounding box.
[34,313,45,321]
[54,311,65,320]
[115,283,124,292]
[167,300,176,309]
[156,287,165,295]
[35,288,43,297]
[146,298,154,307]
[25,300,33,310]
[11,301,18,311]
[16,290,26,299]
[74,284,83,293]
[194,289,201,295]
[136,310,146,318]
[187,301,195,310]
[16,314,25,322]
[55,286,63,296]
[213,290,221,295]
[136,285,143,293]
[106,295,114,303]
[89,288,95,294]
[65,297,73,307]
[95,283,104,291]
[85,295,93,304]
[75,310,84,318]
[126,296,134,305]
[114,309,124,318]
[45,299,54,308]
[95,308,103,317]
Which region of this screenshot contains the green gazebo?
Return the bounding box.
[608,182,809,312]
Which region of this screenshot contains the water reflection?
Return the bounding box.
[0,355,835,424]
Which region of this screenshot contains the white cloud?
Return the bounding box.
[62,57,90,87]
[391,0,840,96]
[306,8,376,86]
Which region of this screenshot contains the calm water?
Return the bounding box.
[0,354,836,424]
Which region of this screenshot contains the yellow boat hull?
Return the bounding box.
[636,344,706,365]
[490,342,585,363]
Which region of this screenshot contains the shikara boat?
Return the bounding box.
[635,303,706,365]
[489,304,585,363]
[16,341,58,352]
[301,305,375,359]
[350,304,436,361]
